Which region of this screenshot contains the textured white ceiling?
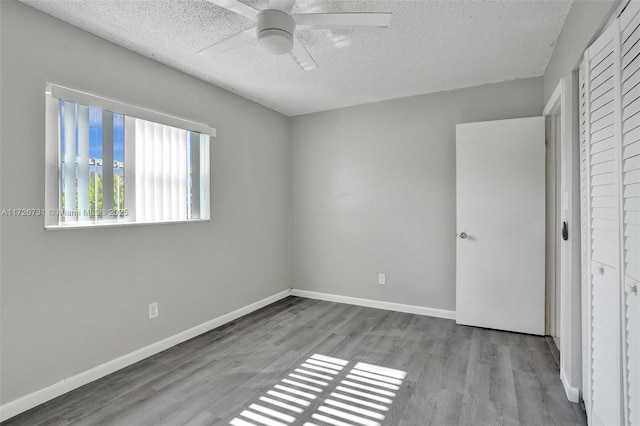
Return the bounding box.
[20,0,572,116]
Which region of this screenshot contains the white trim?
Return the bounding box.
[544,79,563,344]
[579,58,594,418]
[558,75,572,403]
[45,218,211,230]
[290,289,456,320]
[44,91,60,228]
[44,84,214,230]
[561,368,580,403]
[0,289,291,422]
[543,79,563,116]
[47,84,216,137]
[545,78,582,405]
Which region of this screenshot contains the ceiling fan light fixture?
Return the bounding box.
[257,30,294,55]
[256,9,295,55]
[201,0,392,71]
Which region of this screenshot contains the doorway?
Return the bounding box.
[546,113,562,353]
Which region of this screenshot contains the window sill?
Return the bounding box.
[45,218,210,230]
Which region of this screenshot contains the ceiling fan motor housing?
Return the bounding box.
[256,9,295,55]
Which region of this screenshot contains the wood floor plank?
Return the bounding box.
[2,297,587,426]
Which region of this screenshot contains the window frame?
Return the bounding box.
[44,83,215,230]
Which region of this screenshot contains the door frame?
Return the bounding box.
[544,78,580,403]
[545,101,561,343]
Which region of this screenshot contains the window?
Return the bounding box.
[45,84,215,228]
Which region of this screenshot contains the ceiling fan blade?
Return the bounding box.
[206,0,260,20]
[198,27,255,58]
[292,12,392,29]
[290,36,318,71]
[268,0,296,13]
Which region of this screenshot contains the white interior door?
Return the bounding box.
[456,117,545,335]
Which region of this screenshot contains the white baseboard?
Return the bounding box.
[561,368,580,403]
[1,288,456,420]
[290,289,456,320]
[0,289,291,422]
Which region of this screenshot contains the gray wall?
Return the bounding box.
[291,78,543,311]
[0,0,615,409]
[542,0,617,394]
[0,1,290,404]
[543,0,618,105]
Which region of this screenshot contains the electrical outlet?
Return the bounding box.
[378,273,386,285]
[148,302,159,320]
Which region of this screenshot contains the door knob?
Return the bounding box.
[458,232,468,239]
[626,281,638,295]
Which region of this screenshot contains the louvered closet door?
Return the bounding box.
[621,4,640,425]
[585,21,623,426]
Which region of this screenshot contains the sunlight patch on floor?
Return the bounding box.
[230,354,406,426]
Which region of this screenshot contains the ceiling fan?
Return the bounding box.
[199,0,392,71]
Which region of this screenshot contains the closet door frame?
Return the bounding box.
[545,79,581,403]
[578,58,593,418]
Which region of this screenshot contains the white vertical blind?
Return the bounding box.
[170,128,179,220]
[146,121,155,221]
[190,131,201,220]
[45,84,213,228]
[102,111,114,219]
[153,122,163,221]
[162,125,171,220]
[63,101,76,222]
[186,132,191,219]
[132,117,194,222]
[134,119,146,222]
[202,134,211,219]
[178,129,188,221]
[124,116,136,222]
[77,105,90,220]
